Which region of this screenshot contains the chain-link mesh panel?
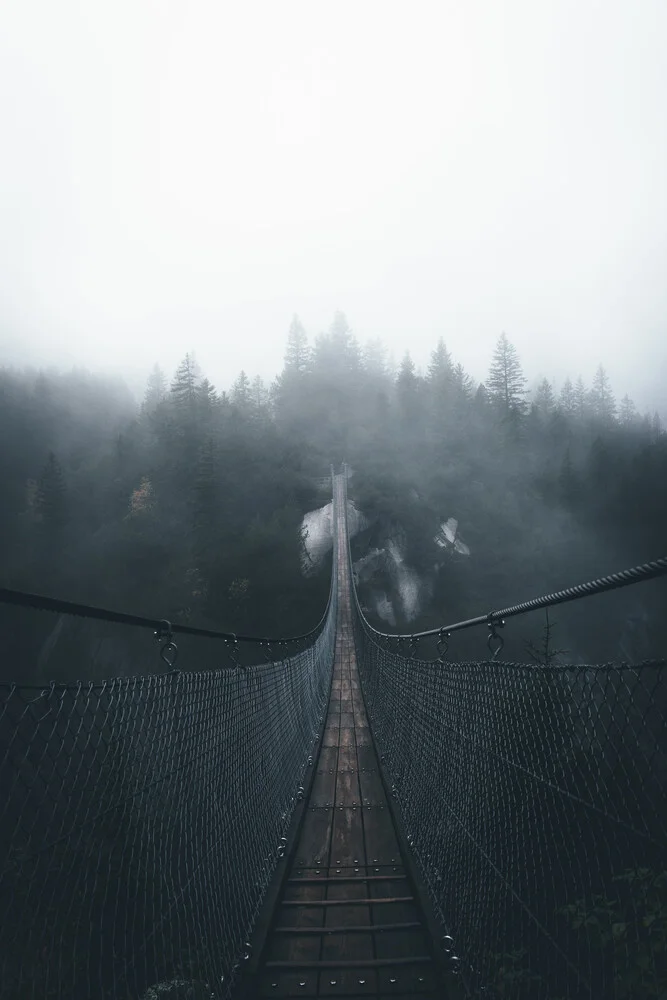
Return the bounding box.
[0,604,336,1000]
[354,626,667,999]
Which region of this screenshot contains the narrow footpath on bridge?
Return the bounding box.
[248,475,444,998]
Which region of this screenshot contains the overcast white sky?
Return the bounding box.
[1,0,666,408]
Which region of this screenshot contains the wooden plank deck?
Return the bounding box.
[248,479,444,998]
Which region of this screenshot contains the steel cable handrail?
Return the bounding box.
[0,472,337,652]
[341,465,666,645]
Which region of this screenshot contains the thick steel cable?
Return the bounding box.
[358,556,667,641]
[0,583,330,646]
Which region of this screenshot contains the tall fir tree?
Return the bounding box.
[314,311,361,376]
[573,377,588,419]
[143,364,167,412]
[171,354,200,411]
[486,333,528,414]
[533,377,556,414]
[589,365,616,422]
[559,377,576,416]
[427,338,454,383]
[231,370,252,410]
[196,378,218,409]
[618,394,638,427]
[362,338,389,378]
[395,352,421,424]
[284,316,311,375]
[251,375,268,410]
[451,362,474,404]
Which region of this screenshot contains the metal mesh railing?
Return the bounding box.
[341,466,667,998]
[0,526,337,1000]
[353,632,667,998]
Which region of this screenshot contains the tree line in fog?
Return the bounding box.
[1,312,665,668]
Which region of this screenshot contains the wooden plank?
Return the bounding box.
[310,755,338,806]
[339,727,356,749]
[358,766,389,809]
[362,801,401,864]
[287,876,407,885]
[274,921,419,934]
[330,804,366,867]
[280,898,413,908]
[321,809,374,989]
[293,806,334,868]
[334,768,360,807]
[266,957,431,969]
[336,748,358,772]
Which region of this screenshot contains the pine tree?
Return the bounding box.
[314,311,361,376]
[194,378,218,431]
[651,411,663,440]
[251,375,268,410]
[589,365,616,422]
[196,377,218,410]
[427,338,453,384]
[395,352,421,423]
[330,310,360,368]
[486,333,527,414]
[284,316,311,375]
[451,363,473,403]
[474,383,489,410]
[573,377,588,419]
[618,394,638,427]
[143,364,167,411]
[533,377,555,414]
[427,338,453,423]
[559,377,576,416]
[231,370,252,409]
[362,338,389,378]
[171,354,199,410]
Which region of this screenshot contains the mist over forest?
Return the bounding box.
[1,311,665,682]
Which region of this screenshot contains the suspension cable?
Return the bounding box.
[0,468,338,647]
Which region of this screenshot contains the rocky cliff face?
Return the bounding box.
[300,500,370,576]
[301,499,471,627]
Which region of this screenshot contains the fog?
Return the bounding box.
[1,0,666,409]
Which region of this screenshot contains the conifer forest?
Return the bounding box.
[1,313,665,683]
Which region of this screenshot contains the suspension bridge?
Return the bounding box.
[1,470,666,999]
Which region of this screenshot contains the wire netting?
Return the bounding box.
[354,624,667,999]
[0,600,336,1000]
